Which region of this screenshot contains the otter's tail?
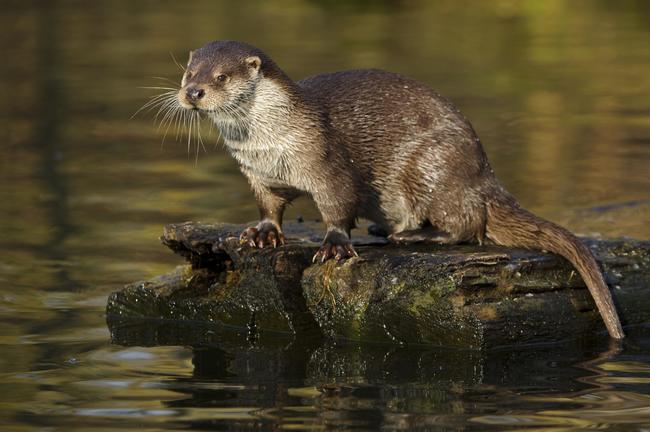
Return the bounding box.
[485,193,624,339]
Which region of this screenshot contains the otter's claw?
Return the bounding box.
[240,223,285,249]
[312,242,358,263]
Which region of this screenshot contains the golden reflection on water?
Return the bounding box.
[468,342,650,430]
[471,391,650,431]
[0,0,649,431]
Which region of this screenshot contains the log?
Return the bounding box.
[106,221,650,349]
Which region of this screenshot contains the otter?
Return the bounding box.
[174,40,624,339]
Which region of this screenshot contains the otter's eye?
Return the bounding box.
[185,71,193,79]
[217,74,227,82]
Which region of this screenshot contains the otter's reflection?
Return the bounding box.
[108,317,626,430]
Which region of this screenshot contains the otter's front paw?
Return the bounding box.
[240,221,285,248]
[312,230,358,263]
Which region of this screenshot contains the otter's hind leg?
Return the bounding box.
[388,200,486,245]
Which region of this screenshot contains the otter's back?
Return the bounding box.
[298,69,489,181]
[298,69,472,146]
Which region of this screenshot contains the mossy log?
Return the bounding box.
[106,221,650,349]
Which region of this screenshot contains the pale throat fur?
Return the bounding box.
[210,77,319,192]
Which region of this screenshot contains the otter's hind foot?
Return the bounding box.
[389,226,455,244]
[240,221,286,248]
[313,229,358,263]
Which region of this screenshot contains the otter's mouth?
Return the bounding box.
[195,107,219,114]
[178,101,216,113]
[180,104,211,113]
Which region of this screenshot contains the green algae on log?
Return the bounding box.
[106,222,650,349]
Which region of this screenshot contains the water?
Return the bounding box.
[1,0,650,430]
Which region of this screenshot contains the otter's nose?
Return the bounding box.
[186,87,205,103]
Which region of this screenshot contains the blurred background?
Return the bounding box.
[1,0,649,430]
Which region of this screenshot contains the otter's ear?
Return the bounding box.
[245,56,261,73]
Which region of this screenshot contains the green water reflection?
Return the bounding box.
[1,0,649,430]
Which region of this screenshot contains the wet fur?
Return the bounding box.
[182,41,624,339]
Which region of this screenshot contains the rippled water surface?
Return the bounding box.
[1,1,650,430]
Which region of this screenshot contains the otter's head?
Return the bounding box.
[178,41,267,113]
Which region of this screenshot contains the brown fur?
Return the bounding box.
[177,41,624,339]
